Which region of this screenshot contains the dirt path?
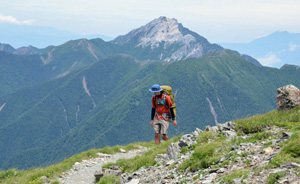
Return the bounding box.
[58,148,148,184]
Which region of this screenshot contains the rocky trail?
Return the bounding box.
[58,147,148,184]
[54,122,300,184]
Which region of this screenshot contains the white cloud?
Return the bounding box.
[0,14,32,25]
[289,42,300,52]
[258,52,282,66]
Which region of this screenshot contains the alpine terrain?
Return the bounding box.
[0,16,299,172]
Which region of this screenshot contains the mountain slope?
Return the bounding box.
[0,38,115,96]
[0,51,49,96]
[1,50,300,170]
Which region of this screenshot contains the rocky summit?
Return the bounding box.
[111,16,223,61]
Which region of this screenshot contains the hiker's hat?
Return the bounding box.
[149,84,163,93]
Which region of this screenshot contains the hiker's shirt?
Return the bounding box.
[152,93,173,121]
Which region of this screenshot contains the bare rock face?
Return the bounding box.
[276,84,300,110]
[112,16,223,61]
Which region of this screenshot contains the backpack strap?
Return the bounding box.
[153,93,168,108]
[153,93,171,121]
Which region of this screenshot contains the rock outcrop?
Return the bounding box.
[277,84,300,110]
[117,123,299,184]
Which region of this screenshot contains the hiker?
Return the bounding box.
[149,84,177,145]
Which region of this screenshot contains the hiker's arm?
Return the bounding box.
[170,108,177,127]
[170,108,175,120]
[151,108,155,120]
[151,108,155,127]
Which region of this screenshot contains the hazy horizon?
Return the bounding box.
[1,0,300,43]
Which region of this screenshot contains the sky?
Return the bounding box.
[1,0,300,44]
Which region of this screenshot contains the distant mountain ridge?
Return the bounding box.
[0,23,113,48]
[220,31,300,68]
[0,16,260,63]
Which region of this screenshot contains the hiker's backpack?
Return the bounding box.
[160,85,176,118]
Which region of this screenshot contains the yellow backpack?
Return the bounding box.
[160,85,176,118]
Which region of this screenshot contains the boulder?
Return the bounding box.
[205,126,219,134]
[192,128,203,137]
[179,134,197,147]
[166,143,181,159]
[222,130,237,138]
[277,84,300,110]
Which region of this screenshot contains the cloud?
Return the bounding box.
[258,52,282,66]
[0,14,32,25]
[289,42,300,52]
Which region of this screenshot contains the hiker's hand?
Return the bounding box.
[151,120,154,127]
[172,120,177,127]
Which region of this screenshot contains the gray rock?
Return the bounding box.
[223,130,237,138]
[179,134,197,147]
[120,148,127,153]
[97,153,111,158]
[227,121,236,129]
[40,176,50,183]
[205,126,219,134]
[280,162,300,168]
[218,121,234,131]
[167,143,181,159]
[282,131,293,139]
[206,173,217,181]
[94,170,104,180]
[192,128,203,137]
[104,166,123,176]
[166,160,176,166]
[231,145,239,150]
[277,84,300,110]
[126,178,140,184]
[233,176,243,184]
[217,168,227,173]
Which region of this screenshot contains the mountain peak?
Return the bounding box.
[137,16,187,49]
[112,16,223,61]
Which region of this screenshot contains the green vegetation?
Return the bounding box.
[266,171,286,184]
[234,107,300,134]
[178,132,229,171]
[218,170,250,183]
[97,175,120,184]
[1,50,300,170]
[269,131,300,168]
